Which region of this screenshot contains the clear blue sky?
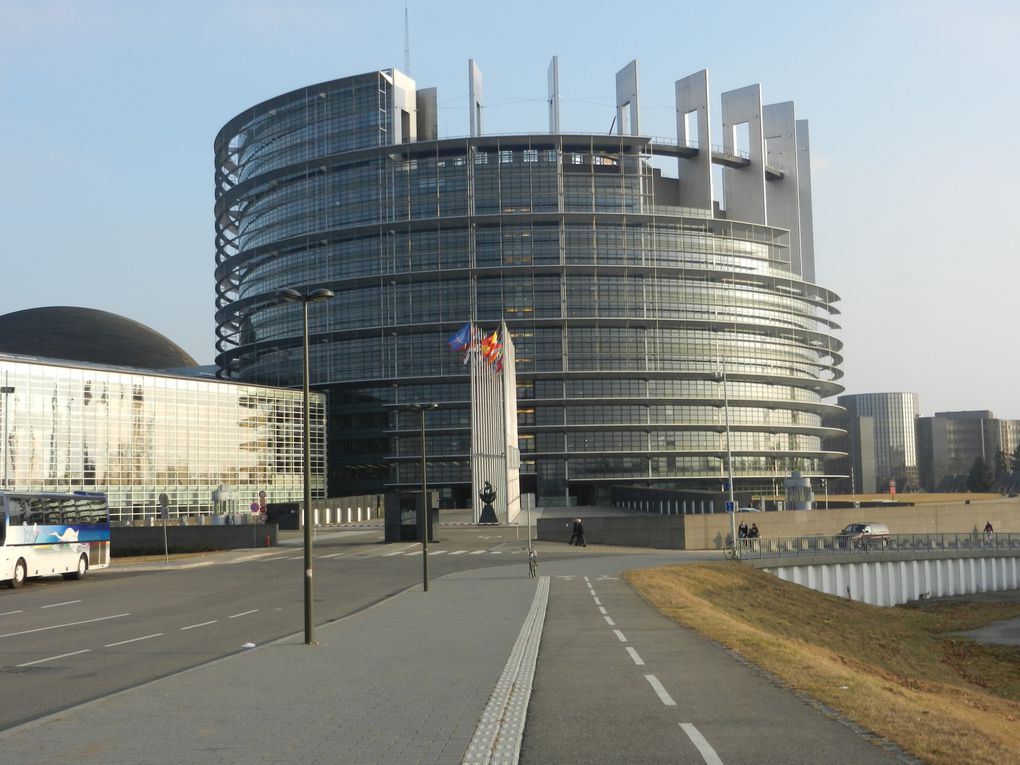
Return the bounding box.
[3,0,1017,417]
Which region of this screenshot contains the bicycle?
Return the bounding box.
[724,543,740,561]
[527,547,538,577]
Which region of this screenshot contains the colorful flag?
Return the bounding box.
[447,322,472,352]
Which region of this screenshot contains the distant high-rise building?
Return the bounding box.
[214,62,845,506]
[837,393,920,493]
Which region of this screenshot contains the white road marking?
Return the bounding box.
[229,609,259,619]
[593,597,602,606]
[287,555,304,560]
[626,647,645,665]
[469,550,486,555]
[180,620,218,631]
[0,610,24,617]
[382,550,409,556]
[404,552,420,556]
[603,615,616,626]
[645,674,676,706]
[598,606,607,615]
[105,633,162,647]
[584,576,590,582]
[41,600,81,609]
[613,629,627,642]
[17,649,91,667]
[428,550,447,556]
[448,550,467,555]
[0,613,129,639]
[680,723,724,765]
[490,551,503,554]
[318,552,346,559]
[257,555,291,562]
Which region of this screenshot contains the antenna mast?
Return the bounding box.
[404,2,410,73]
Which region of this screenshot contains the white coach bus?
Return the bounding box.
[1,492,111,588]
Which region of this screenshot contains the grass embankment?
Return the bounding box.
[625,564,1020,765]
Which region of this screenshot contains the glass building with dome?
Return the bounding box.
[214,61,845,506]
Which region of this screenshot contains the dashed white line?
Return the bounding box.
[584,576,590,582]
[0,613,129,639]
[229,609,259,619]
[105,633,162,647]
[428,550,447,556]
[593,597,602,606]
[41,600,81,609]
[490,551,503,554]
[613,629,627,642]
[469,550,486,555]
[626,647,645,665]
[404,552,420,556]
[448,550,467,555]
[603,615,616,626]
[382,550,409,557]
[17,649,90,667]
[180,620,218,631]
[0,610,24,617]
[318,552,346,559]
[598,606,607,615]
[644,674,676,706]
[680,723,724,765]
[286,555,304,560]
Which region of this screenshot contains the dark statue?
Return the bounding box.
[478,480,498,524]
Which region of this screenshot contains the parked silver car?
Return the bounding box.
[837,522,890,550]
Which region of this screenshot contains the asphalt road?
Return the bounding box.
[0,525,580,732]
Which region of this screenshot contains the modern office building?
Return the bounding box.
[918,411,1020,490]
[0,310,325,520]
[837,393,920,493]
[214,60,845,506]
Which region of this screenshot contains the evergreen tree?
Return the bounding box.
[966,457,994,492]
[994,449,1009,478]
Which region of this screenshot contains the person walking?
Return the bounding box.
[574,518,587,547]
[984,521,994,544]
[738,520,749,540]
[568,518,580,546]
[748,523,759,539]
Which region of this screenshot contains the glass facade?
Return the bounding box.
[215,69,844,505]
[838,393,920,492]
[0,356,325,521]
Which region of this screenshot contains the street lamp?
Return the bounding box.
[410,403,438,592]
[277,286,334,645]
[1,385,13,488]
[720,360,738,556]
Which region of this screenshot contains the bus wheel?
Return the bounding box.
[9,559,27,589]
[69,554,88,580]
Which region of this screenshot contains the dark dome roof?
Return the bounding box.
[0,307,198,369]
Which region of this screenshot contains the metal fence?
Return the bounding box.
[731,532,1020,561]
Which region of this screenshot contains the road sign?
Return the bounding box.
[250,501,260,513]
[725,500,736,512]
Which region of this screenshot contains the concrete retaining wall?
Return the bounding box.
[537,515,684,549]
[766,555,1020,607]
[111,524,278,557]
[680,497,1020,550]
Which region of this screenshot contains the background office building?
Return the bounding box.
[836,393,920,494]
[0,308,325,520]
[214,60,845,506]
[918,411,1020,491]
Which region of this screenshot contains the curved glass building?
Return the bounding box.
[214,62,844,505]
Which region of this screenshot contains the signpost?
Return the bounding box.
[158,492,170,566]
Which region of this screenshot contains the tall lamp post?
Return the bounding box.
[720,360,738,556]
[1,385,13,488]
[410,403,438,592]
[277,287,334,645]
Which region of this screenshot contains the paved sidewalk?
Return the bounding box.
[0,563,544,765]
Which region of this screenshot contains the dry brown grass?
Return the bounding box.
[625,563,1020,765]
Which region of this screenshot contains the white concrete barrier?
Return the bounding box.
[767,556,1020,607]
